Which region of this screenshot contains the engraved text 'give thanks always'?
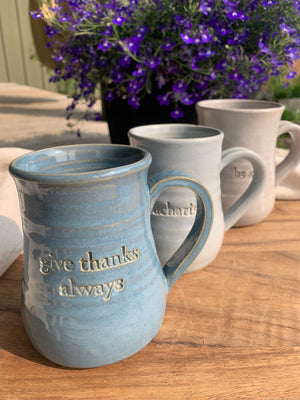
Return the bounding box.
[38,245,140,275]
[38,245,140,301]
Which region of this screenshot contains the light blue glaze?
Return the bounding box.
[9,144,213,368]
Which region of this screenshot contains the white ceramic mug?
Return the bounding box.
[196,99,300,226]
[128,124,267,273]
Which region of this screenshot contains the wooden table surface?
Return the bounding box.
[1,199,300,400]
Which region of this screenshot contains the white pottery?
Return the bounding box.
[129,124,266,273]
[196,99,300,226]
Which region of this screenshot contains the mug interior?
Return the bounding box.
[129,124,222,140]
[10,144,149,182]
[196,99,284,111]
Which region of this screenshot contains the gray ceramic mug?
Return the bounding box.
[196,99,300,226]
[128,124,267,273]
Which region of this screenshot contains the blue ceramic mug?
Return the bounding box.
[9,144,213,368]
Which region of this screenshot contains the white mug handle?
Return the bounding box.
[221,147,267,231]
[276,121,300,186]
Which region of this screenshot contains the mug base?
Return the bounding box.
[21,300,165,369]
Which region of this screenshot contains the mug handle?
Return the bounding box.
[221,147,267,231]
[275,121,300,186]
[148,170,213,290]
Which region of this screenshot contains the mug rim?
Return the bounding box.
[128,124,223,143]
[9,143,151,185]
[196,98,285,112]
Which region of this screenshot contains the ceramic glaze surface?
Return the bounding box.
[196,99,300,226]
[9,144,213,368]
[129,125,266,273]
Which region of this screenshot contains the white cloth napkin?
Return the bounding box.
[0,146,299,278]
[275,147,300,200]
[0,148,30,277]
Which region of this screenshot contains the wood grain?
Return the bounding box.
[1,200,300,399]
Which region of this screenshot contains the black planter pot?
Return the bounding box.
[102,92,197,145]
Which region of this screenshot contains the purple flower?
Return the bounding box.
[119,54,131,68]
[66,102,76,113]
[282,82,290,89]
[105,91,114,102]
[128,95,140,109]
[200,28,214,43]
[57,16,70,23]
[196,81,208,91]
[270,55,283,68]
[171,108,184,120]
[285,46,299,61]
[32,0,300,124]
[132,64,146,77]
[222,0,236,6]
[251,62,266,75]
[258,41,272,54]
[227,31,249,45]
[145,57,161,70]
[197,48,216,60]
[138,26,148,35]
[233,92,248,99]
[286,71,297,79]
[180,32,195,44]
[97,39,112,52]
[280,23,296,35]
[88,99,96,108]
[96,57,108,68]
[226,10,242,21]
[157,93,170,106]
[53,54,64,62]
[229,71,245,82]
[101,27,114,37]
[215,26,232,37]
[190,57,199,70]
[262,0,277,7]
[136,26,148,41]
[112,16,126,26]
[172,80,188,93]
[29,10,43,19]
[161,40,176,51]
[45,26,60,37]
[174,14,183,24]
[94,112,102,122]
[126,36,140,53]
[180,93,194,106]
[175,15,192,29]
[199,2,212,15]
[127,78,145,93]
[215,59,228,70]
[207,71,217,81]
[112,70,125,83]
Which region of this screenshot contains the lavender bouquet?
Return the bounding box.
[32,0,300,122]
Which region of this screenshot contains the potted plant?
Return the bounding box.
[31,0,300,144]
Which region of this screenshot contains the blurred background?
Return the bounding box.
[0,0,58,92]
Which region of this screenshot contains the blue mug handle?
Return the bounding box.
[149,170,213,290]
